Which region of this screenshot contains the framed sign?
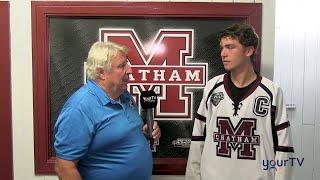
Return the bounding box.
[32,1,262,174]
[0,1,13,180]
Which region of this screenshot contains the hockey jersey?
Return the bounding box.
[186,73,294,180]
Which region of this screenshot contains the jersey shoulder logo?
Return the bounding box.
[211,92,224,106]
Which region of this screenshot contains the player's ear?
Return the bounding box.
[245,46,254,57]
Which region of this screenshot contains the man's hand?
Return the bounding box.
[142,121,161,140]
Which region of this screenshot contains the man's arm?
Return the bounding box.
[54,107,94,180]
[55,157,82,180]
[185,115,206,180]
[185,95,207,180]
[273,87,294,180]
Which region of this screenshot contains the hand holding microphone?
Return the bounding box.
[140,90,160,145]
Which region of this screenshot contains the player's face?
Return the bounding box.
[220,36,252,72]
[104,51,132,94]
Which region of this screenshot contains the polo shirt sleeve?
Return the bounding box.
[54,106,94,161]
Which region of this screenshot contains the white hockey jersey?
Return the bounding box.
[186,73,294,180]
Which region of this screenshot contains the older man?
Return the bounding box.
[54,41,161,180]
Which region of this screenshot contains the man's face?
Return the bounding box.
[104,51,132,94]
[220,36,253,72]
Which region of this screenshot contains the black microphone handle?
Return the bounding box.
[146,108,154,146]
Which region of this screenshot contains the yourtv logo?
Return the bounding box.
[262,157,304,171]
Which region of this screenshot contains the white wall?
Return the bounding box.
[10,0,274,180]
[274,1,320,180]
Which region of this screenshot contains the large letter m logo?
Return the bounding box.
[213,117,260,160]
[100,28,207,120]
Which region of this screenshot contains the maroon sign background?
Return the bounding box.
[32,1,262,175]
[102,29,207,120]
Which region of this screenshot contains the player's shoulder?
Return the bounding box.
[259,76,282,95]
[199,74,225,100]
[205,74,225,90]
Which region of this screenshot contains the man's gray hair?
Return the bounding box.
[86,41,128,80]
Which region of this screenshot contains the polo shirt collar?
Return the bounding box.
[86,80,131,106]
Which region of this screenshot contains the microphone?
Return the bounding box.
[140,90,158,146]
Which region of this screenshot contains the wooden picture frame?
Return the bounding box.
[32,1,262,174]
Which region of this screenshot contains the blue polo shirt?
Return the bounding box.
[54,80,152,180]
